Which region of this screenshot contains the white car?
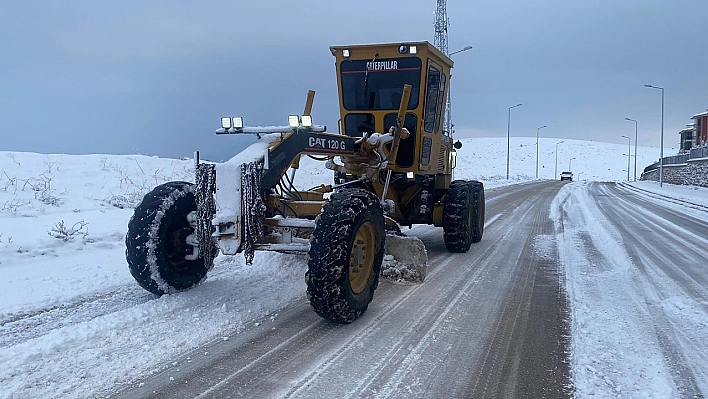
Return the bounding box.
[560,171,573,181]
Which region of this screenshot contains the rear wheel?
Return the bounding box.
[443,180,485,252]
[126,181,215,295]
[470,181,485,243]
[306,188,386,323]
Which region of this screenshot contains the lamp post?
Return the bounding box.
[621,135,631,181]
[536,125,547,179]
[568,157,576,171]
[625,117,638,181]
[506,103,523,179]
[445,46,473,135]
[555,140,564,179]
[449,45,473,56]
[644,84,664,187]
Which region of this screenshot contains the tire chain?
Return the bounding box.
[241,161,265,264]
[195,164,217,270]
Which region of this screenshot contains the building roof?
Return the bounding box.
[692,110,708,118]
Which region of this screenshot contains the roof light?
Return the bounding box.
[288,115,300,128]
[232,117,243,129]
[343,49,350,58]
[221,117,231,129]
[410,46,417,55]
[398,44,408,54]
[301,115,312,127]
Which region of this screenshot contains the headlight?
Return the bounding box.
[288,115,300,128]
[343,49,350,58]
[232,117,243,129]
[221,117,231,129]
[301,115,312,127]
[410,46,417,55]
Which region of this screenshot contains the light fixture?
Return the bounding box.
[398,44,408,54]
[343,49,350,58]
[406,171,414,179]
[301,115,312,127]
[232,117,243,129]
[409,46,417,55]
[221,117,231,129]
[288,115,300,128]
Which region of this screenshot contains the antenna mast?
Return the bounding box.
[434,0,453,134]
[434,0,448,55]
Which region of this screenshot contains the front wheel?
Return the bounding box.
[306,188,386,323]
[125,181,215,295]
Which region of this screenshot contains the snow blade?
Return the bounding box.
[381,233,428,285]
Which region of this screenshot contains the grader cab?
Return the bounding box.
[125,42,485,324]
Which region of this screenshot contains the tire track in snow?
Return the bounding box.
[0,257,238,349]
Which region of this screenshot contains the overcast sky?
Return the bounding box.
[2,0,706,161]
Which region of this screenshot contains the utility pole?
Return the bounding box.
[506,103,522,179]
[645,84,665,187]
[622,135,631,182]
[625,118,638,181]
[536,125,547,179]
[555,141,564,179]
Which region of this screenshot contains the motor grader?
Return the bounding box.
[125,41,485,323]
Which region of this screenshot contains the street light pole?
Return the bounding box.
[621,135,631,181]
[555,140,564,179]
[506,103,523,179]
[536,125,547,179]
[569,157,576,171]
[625,117,638,181]
[644,84,665,187]
[445,46,473,135]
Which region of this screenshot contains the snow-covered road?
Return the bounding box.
[553,182,708,397]
[107,181,571,398]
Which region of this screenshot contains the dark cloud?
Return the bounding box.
[1,0,706,160]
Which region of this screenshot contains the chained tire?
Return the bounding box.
[306,188,386,323]
[126,181,215,295]
[443,180,485,252]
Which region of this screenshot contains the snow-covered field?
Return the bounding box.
[1,137,705,398]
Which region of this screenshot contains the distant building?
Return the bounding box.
[679,124,694,152]
[692,108,708,146]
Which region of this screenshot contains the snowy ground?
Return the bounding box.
[2,137,704,398]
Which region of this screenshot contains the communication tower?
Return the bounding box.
[434,0,453,134]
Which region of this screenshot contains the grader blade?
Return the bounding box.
[381,233,428,285]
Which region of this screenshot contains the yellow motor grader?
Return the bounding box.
[125,41,485,323]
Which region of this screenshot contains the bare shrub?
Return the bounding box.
[48,220,89,242]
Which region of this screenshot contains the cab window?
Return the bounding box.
[340,58,422,111]
[435,73,446,133]
[384,113,418,168]
[424,66,441,132]
[344,113,374,137]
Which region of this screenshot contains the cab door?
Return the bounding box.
[420,60,447,169]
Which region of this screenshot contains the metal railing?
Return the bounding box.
[643,145,708,174]
[690,146,708,159]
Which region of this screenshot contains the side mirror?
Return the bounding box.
[453,141,463,149]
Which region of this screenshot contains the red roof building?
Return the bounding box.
[692,109,708,146]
